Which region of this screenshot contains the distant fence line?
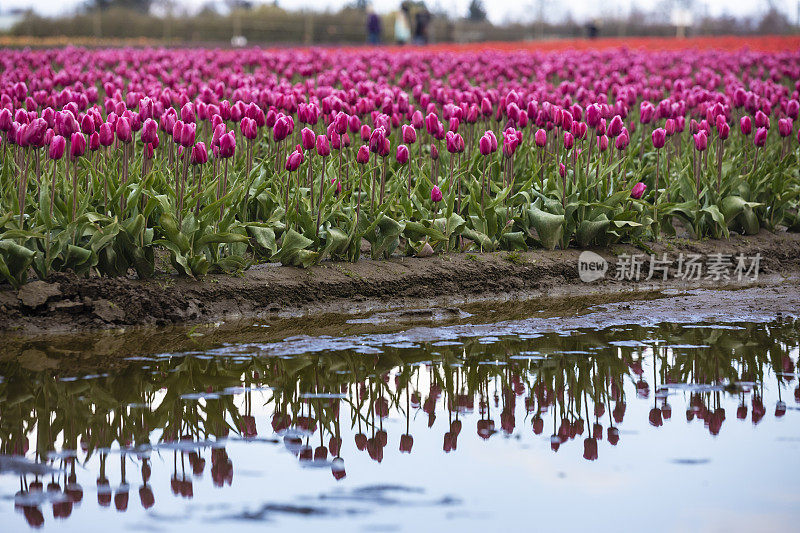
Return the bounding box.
[5,8,795,46]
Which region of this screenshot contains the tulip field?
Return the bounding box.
[1,42,800,285]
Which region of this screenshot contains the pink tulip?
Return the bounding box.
[219,131,236,158]
[693,130,708,151]
[48,134,66,160]
[778,118,793,137]
[240,117,258,140]
[98,123,114,146]
[651,128,666,149]
[534,128,547,147]
[140,118,158,144]
[431,185,443,203]
[316,134,330,157]
[285,149,304,171]
[396,144,409,164]
[69,132,86,159]
[754,127,767,147]
[89,131,100,151]
[740,116,752,135]
[631,182,647,199]
[615,129,629,150]
[479,134,493,156]
[356,144,369,164]
[115,117,132,143]
[563,131,574,150]
[402,124,417,144]
[191,142,208,165]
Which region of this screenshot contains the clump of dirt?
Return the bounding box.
[2,230,800,334]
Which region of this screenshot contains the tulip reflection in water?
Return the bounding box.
[0,319,798,527]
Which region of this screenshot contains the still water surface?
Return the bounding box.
[1,307,799,531]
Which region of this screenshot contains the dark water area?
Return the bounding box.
[1,312,799,531]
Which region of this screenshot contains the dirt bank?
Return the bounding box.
[2,229,800,335]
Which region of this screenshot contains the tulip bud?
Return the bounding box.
[0,109,12,132]
[479,134,492,156]
[89,131,101,151]
[639,101,655,124]
[740,116,752,136]
[181,122,196,147]
[241,117,258,140]
[402,124,417,144]
[586,104,601,128]
[273,115,293,142]
[445,131,458,153]
[651,128,666,149]
[298,127,314,151]
[191,142,208,165]
[786,99,800,120]
[425,112,439,135]
[755,110,769,129]
[285,149,304,171]
[359,123,371,142]
[630,182,647,199]
[563,131,574,150]
[430,143,439,160]
[396,144,409,165]
[49,135,66,160]
[98,122,114,147]
[69,132,86,159]
[480,97,492,117]
[316,134,330,157]
[596,134,608,151]
[368,127,385,154]
[693,130,708,151]
[219,131,236,158]
[352,145,367,166]
[534,128,547,148]
[754,127,768,147]
[348,114,361,133]
[141,118,158,145]
[608,115,623,137]
[80,114,95,135]
[333,112,348,134]
[430,185,443,203]
[778,118,793,138]
[180,102,195,123]
[615,129,629,150]
[502,128,520,157]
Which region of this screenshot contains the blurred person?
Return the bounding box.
[394,3,411,45]
[413,6,431,45]
[366,6,382,45]
[586,19,599,39]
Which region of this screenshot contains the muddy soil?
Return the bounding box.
[1,230,800,335]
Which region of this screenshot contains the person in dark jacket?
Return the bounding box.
[413,7,431,45]
[366,6,382,45]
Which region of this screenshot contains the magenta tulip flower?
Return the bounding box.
[651,128,666,149]
[48,135,66,160]
[396,144,409,164]
[316,134,331,157]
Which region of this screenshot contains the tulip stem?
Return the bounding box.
[654,150,660,241]
[356,165,363,230]
[316,156,326,238]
